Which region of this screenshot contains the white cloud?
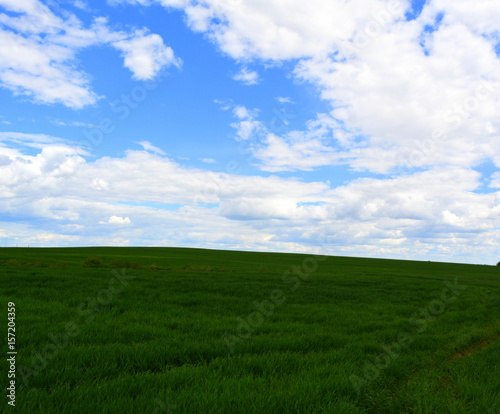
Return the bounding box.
[213,98,232,111]
[226,108,345,171]
[28,233,80,243]
[107,0,155,5]
[420,0,500,35]
[201,158,216,164]
[100,216,131,225]
[232,67,260,85]
[293,20,500,173]
[112,31,181,80]
[73,0,89,11]
[490,172,500,189]
[90,178,109,191]
[0,28,100,108]
[230,105,263,141]
[51,120,99,128]
[138,140,166,155]
[0,131,84,149]
[181,0,408,60]
[0,0,181,108]
[255,133,338,172]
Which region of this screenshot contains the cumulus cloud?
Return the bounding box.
[112,31,181,80]
[0,0,181,108]
[180,0,407,60]
[230,105,264,141]
[0,29,100,108]
[293,22,500,173]
[225,106,345,171]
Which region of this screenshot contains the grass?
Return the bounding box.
[0,247,499,413]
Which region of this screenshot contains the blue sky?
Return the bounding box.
[1,0,500,264]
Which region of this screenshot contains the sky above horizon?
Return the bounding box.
[1,0,500,264]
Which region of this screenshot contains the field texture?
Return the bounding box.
[1,247,499,413]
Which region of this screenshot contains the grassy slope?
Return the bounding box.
[0,247,499,413]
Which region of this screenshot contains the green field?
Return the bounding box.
[1,247,499,413]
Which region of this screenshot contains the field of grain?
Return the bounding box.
[1,247,499,413]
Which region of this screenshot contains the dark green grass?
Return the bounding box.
[1,247,499,413]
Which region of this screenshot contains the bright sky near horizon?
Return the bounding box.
[1,0,500,264]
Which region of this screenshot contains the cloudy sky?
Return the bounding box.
[1,0,499,264]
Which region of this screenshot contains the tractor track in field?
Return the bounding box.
[450,331,500,361]
[383,327,500,409]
